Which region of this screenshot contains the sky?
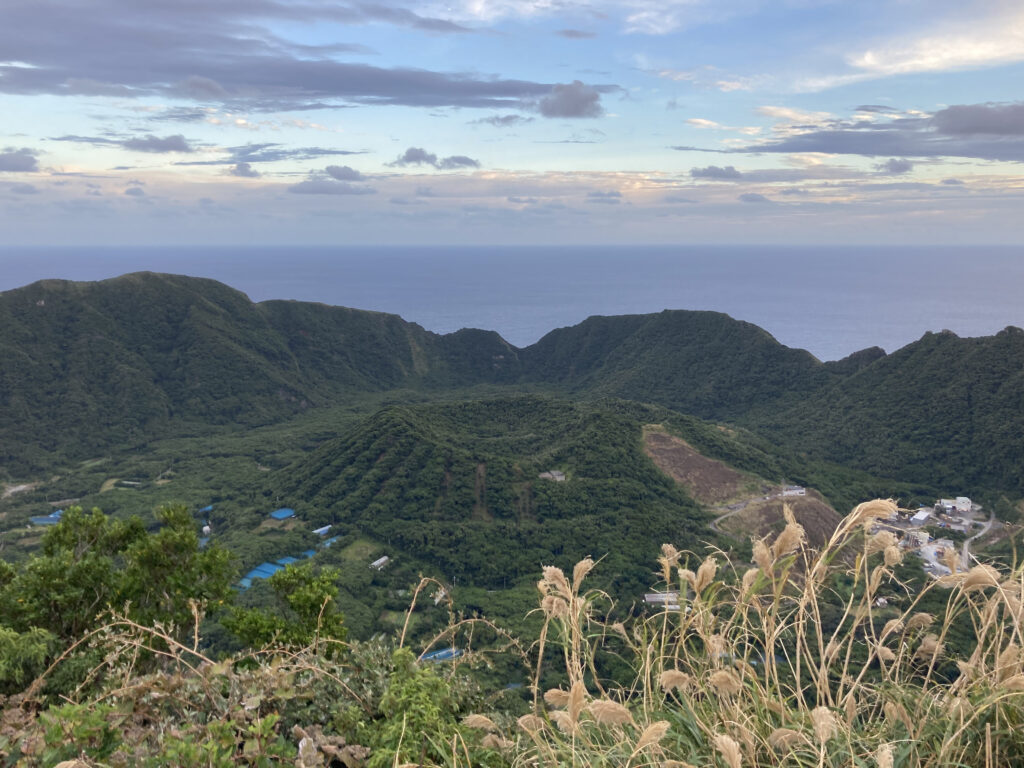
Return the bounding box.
[3,0,1024,245]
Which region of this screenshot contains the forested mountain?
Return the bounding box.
[1,272,1022,497]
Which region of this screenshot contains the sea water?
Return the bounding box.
[1,244,1021,361]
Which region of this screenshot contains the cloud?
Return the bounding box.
[230,162,261,178]
[388,147,481,170]
[556,29,596,39]
[664,194,698,203]
[0,1,586,112]
[686,118,721,129]
[507,195,539,204]
[941,177,965,185]
[931,103,1024,135]
[52,133,195,153]
[287,179,377,195]
[739,101,1024,162]
[691,165,743,180]
[175,143,364,166]
[846,9,1024,78]
[124,186,145,196]
[325,165,366,181]
[9,182,39,194]
[537,81,604,119]
[472,114,534,127]
[586,190,622,204]
[738,193,772,204]
[876,158,914,175]
[122,134,193,153]
[0,147,40,172]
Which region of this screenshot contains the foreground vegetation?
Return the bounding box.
[2,500,1024,766]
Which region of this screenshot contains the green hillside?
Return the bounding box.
[1,272,1021,503]
[268,397,714,594]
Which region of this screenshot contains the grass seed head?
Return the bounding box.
[915,633,944,662]
[906,612,934,631]
[660,669,692,692]
[811,706,838,744]
[709,669,742,697]
[544,688,570,708]
[695,557,718,593]
[963,564,1001,591]
[875,743,894,768]
[462,714,498,732]
[850,499,898,527]
[588,699,634,726]
[572,557,595,589]
[752,539,773,573]
[772,522,805,560]
[713,733,743,768]
[768,728,804,752]
[517,714,545,734]
[634,721,671,753]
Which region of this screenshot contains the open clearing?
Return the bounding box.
[643,425,755,504]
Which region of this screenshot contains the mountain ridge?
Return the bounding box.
[2,272,1021,497]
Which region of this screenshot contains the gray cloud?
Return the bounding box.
[941,177,965,185]
[664,195,698,203]
[876,158,914,174]
[325,165,365,181]
[586,190,622,204]
[230,162,261,178]
[931,103,1024,135]
[472,114,534,127]
[124,186,145,196]
[9,183,39,194]
[288,178,377,195]
[691,165,743,180]
[738,193,772,204]
[740,101,1024,162]
[537,81,604,119]
[52,133,195,153]
[175,143,364,166]
[388,147,480,170]
[508,195,539,204]
[0,1,604,113]
[556,29,597,39]
[0,147,40,172]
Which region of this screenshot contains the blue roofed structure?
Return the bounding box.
[276,556,299,566]
[30,509,64,526]
[322,536,340,547]
[270,508,295,520]
[301,549,316,559]
[199,505,213,513]
[420,647,462,662]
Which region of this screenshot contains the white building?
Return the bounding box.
[782,485,806,497]
[910,509,932,526]
[370,556,390,570]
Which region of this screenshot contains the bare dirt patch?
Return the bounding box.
[643,426,751,504]
[2,483,38,500]
[716,491,842,549]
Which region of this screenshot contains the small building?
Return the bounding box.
[955,496,972,513]
[30,509,64,526]
[312,524,332,536]
[538,470,566,482]
[370,555,390,571]
[420,647,462,663]
[276,556,299,567]
[644,592,681,610]
[904,530,929,547]
[270,507,295,520]
[910,509,932,526]
[782,485,806,497]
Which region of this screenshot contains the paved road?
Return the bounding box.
[961,509,996,570]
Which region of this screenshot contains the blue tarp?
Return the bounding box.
[30,516,61,526]
[276,556,299,566]
[322,536,340,548]
[270,508,295,520]
[301,549,316,559]
[200,505,213,513]
[420,648,462,662]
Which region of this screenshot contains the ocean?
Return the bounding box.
[1,245,1022,361]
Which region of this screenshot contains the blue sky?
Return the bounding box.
[3,0,1024,244]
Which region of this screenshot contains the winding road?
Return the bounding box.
[961,508,996,570]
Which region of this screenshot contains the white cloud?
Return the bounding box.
[849,9,1024,77]
[757,106,834,125]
